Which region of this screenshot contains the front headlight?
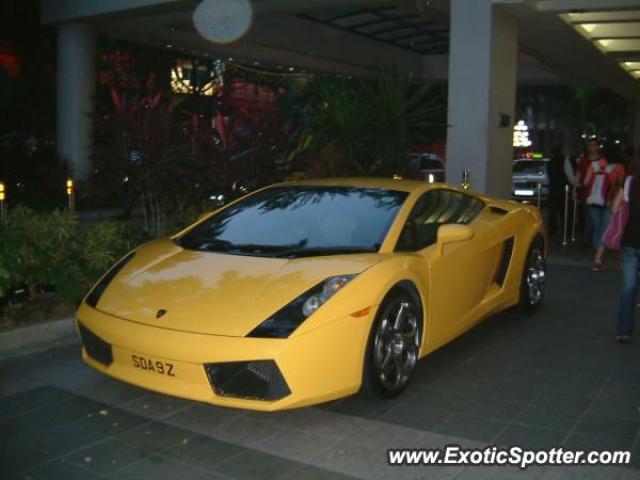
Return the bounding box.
[247,274,356,338]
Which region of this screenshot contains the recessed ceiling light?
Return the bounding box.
[579,23,596,34]
[622,61,640,70]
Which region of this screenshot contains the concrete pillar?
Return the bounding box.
[445,0,517,198]
[57,23,96,180]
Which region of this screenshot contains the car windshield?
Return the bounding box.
[177,186,408,258]
[513,160,546,175]
[407,155,443,171]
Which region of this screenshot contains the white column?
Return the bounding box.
[445,0,517,198]
[57,23,96,180]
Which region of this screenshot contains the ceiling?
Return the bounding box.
[40,0,640,97]
[299,5,450,55]
[537,0,640,81]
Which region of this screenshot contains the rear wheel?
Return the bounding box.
[519,237,546,312]
[364,291,421,398]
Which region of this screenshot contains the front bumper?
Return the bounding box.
[75,304,372,411]
[512,182,549,201]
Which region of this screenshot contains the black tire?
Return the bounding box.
[518,236,546,312]
[363,288,422,398]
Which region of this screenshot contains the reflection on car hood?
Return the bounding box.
[96,239,383,337]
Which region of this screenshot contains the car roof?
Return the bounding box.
[275,177,462,194]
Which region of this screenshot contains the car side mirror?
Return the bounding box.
[436,224,474,257]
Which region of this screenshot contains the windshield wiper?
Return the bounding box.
[178,237,309,256]
[176,237,233,252]
[274,245,379,259]
[178,239,378,258]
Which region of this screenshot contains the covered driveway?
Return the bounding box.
[2,257,639,479]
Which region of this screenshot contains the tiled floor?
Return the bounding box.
[1,261,639,479]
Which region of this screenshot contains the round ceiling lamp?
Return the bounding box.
[193,0,253,44]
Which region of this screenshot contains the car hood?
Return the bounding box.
[96,239,383,337]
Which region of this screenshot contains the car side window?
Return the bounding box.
[395,190,484,251]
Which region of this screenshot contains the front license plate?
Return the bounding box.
[131,354,175,377]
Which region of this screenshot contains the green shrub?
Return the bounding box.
[0,206,147,306]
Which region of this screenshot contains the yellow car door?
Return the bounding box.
[395,189,501,352]
[425,212,502,349]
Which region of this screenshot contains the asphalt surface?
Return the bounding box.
[1,255,639,479]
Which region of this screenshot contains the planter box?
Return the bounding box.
[0,316,78,360]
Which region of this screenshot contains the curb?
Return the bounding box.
[0,316,78,361]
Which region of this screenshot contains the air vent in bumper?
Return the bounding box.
[78,322,113,366]
[204,360,291,401]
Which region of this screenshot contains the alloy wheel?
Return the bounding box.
[526,247,546,306]
[372,298,420,393]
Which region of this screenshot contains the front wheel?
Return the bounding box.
[519,237,546,312]
[364,291,421,398]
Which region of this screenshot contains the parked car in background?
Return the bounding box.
[403,153,446,182]
[512,158,549,202]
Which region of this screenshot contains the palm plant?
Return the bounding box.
[291,70,445,177]
[289,77,367,176]
[362,70,445,175]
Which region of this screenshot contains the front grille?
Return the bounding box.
[204,360,291,401]
[78,322,113,366]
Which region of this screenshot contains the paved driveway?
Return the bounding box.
[1,262,639,479]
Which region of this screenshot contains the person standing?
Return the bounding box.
[613,170,640,343]
[591,142,627,270]
[574,138,615,270]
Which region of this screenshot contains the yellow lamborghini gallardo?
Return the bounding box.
[76,178,546,411]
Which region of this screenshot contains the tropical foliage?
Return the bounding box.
[91,89,213,236]
[0,206,146,307]
[289,70,445,177]
[91,84,290,235]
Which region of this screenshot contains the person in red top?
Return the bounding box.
[574,138,621,270]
